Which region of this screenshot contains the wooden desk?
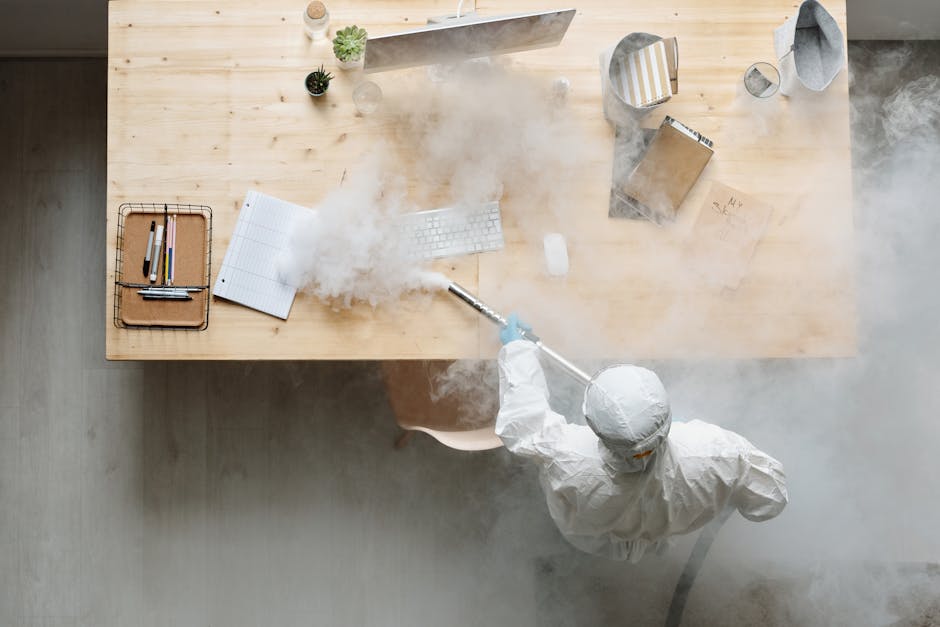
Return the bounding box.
[107,0,855,360]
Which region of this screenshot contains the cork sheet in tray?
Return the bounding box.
[115,208,210,329]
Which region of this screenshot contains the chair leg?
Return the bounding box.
[394,430,415,449]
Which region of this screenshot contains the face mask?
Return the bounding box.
[601,439,657,472]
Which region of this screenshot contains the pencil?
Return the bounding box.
[163,205,168,285]
[164,229,170,284]
[168,216,176,285]
[166,216,172,286]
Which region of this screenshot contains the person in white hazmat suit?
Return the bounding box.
[495,315,789,562]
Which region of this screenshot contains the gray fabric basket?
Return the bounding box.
[600,32,669,125]
[773,0,844,96]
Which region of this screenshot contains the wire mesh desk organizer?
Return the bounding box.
[113,203,213,330]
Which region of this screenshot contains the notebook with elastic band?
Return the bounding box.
[613,116,714,224]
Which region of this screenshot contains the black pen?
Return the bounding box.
[143,220,156,277]
[142,294,192,301]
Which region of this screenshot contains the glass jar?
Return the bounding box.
[303,1,330,41]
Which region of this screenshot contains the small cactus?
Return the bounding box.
[305,65,334,96]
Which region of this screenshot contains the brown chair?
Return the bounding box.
[381,360,503,451]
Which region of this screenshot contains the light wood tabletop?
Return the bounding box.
[107,0,855,360]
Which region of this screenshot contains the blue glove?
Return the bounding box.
[500,313,532,345]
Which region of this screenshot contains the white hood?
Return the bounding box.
[582,365,672,470]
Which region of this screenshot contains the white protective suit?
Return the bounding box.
[495,341,789,562]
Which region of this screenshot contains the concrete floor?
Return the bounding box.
[2,43,940,626]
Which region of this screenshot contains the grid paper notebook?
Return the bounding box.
[213,191,313,319]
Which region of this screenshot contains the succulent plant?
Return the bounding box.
[305,65,334,96]
[333,25,368,62]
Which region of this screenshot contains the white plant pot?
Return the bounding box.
[336,57,363,71]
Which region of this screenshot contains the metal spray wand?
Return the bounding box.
[447,282,593,386]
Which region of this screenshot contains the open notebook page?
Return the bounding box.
[213,191,313,319]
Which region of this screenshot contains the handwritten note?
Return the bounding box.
[685,182,774,290]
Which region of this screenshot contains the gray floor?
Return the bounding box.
[2,44,940,626]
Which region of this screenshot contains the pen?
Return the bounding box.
[149,224,165,283]
[138,288,199,302]
[171,216,177,284]
[137,288,201,294]
[161,205,169,285]
[143,220,155,277]
[164,232,170,285]
[142,294,192,301]
[138,287,194,300]
[168,216,176,286]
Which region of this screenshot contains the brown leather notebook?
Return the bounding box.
[119,211,208,328]
[619,116,713,223]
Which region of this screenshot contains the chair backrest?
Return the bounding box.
[407,425,503,451]
[381,360,503,451]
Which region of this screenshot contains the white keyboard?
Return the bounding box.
[397,201,505,260]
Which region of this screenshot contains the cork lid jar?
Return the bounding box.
[303,1,330,40]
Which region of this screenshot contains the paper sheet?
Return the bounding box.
[213,191,313,319]
[685,182,774,290]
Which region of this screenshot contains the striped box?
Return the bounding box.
[612,39,672,108]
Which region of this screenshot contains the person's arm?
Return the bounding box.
[495,340,570,460]
[733,447,789,522]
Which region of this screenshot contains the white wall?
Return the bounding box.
[848,0,940,39]
[0,0,935,56]
[0,0,105,56]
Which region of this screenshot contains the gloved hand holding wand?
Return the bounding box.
[446,282,591,385]
[500,313,533,345]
